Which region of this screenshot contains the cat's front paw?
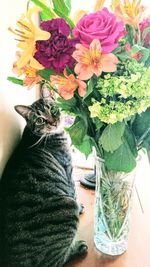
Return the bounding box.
[78,203,85,214]
[75,240,88,256]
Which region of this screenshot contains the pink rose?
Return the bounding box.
[73,8,125,53]
[140,18,150,47]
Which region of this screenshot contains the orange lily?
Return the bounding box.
[50,70,87,100]
[72,39,119,80]
[22,66,43,88]
[9,6,50,70]
[13,52,43,89]
[111,0,145,28]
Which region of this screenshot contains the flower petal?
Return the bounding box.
[77,80,87,97]
[74,63,93,80]
[90,39,101,59]
[30,57,44,70]
[59,86,75,100]
[101,53,119,72]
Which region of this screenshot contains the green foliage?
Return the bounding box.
[126,25,134,46]
[83,77,97,100]
[39,69,54,80]
[57,97,77,114]
[104,137,136,172]
[131,45,150,64]
[75,135,93,158]
[89,60,150,124]
[132,108,150,158]
[143,139,150,162]
[29,0,55,19]
[7,77,23,85]
[103,125,137,172]
[142,26,150,46]
[52,0,71,17]
[66,117,87,146]
[124,125,138,157]
[100,171,131,238]
[51,0,74,28]
[99,122,125,153]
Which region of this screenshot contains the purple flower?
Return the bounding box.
[34,18,77,73]
[40,18,70,36]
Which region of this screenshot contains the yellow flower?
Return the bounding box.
[89,102,101,118]
[73,10,88,24]
[94,0,106,11]
[72,0,105,25]
[8,6,50,70]
[111,0,145,28]
[12,52,43,89]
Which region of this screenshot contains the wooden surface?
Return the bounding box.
[65,157,150,267]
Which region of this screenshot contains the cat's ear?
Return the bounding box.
[41,85,55,101]
[14,105,31,119]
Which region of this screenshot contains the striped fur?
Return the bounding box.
[0,93,87,267]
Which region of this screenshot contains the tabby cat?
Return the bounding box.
[0,87,88,267]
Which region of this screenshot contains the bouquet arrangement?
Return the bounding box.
[8,0,150,173]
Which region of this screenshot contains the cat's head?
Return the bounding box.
[14,87,61,136]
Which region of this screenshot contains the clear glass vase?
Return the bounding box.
[94,156,136,256]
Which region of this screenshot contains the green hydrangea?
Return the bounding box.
[89,60,150,124]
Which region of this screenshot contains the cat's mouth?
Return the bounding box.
[42,121,61,134]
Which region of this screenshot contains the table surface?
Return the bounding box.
[65,157,150,267]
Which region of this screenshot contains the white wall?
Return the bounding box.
[0,1,38,176]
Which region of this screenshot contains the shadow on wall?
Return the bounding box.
[0,94,22,178]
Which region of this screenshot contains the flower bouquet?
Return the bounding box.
[8,0,150,256]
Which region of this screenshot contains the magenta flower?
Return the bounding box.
[34,18,77,73]
[140,18,150,47]
[73,8,125,53]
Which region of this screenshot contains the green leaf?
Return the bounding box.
[145,56,150,67]
[66,117,87,146]
[52,0,71,17]
[143,139,150,163]
[40,11,52,21]
[83,78,96,100]
[124,125,137,157]
[57,97,77,113]
[29,0,55,19]
[139,47,150,63]
[104,138,136,172]
[75,135,93,158]
[116,51,129,61]
[99,122,125,153]
[39,69,54,80]
[126,25,134,46]
[7,77,23,85]
[132,108,150,144]
[142,26,150,45]
[131,45,150,63]
[131,44,140,54]
[93,117,104,130]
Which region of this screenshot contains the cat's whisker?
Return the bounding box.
[44,135,48,149]
[28,134,45,148]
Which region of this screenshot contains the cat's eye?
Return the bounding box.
[36,117,45,125]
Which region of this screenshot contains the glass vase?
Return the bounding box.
[94,156,136,256]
